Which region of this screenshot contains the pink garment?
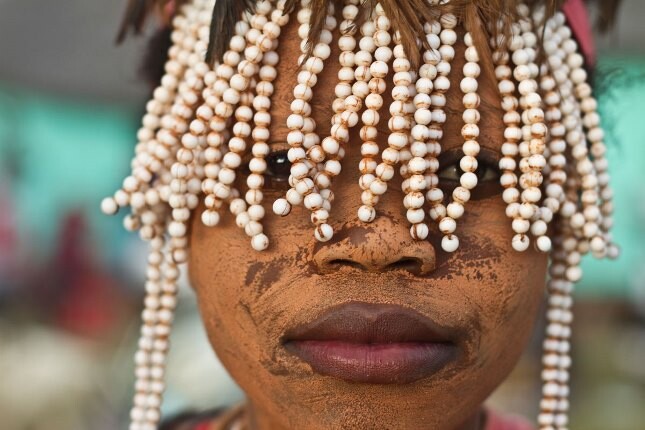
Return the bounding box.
[485,410,535,430]
[562,0,596,67]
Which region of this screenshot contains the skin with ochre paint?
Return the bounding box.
[188,17,548,430]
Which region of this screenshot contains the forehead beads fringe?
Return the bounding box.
[102,1,619,429]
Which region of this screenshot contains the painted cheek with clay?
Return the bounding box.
[188,19,548,430]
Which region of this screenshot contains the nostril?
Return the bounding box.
[326,259,366,271]
[387,257,423,274]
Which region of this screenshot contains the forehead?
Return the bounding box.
[265,15,505,155]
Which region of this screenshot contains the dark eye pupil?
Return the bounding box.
[266,150,291,180]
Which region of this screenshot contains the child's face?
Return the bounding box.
[188,18,548,430]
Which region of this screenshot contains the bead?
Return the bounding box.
[251,233,269,251]
[272,198,291,216]
[512,234,530,252]
[536,236,552,252]
[101,197,118,215]
[201,210,220,227]
[566,266,582,282]
[439,217,457,234]
[441,235,459,253]
[358,205,376,223]
[314,223,334,242]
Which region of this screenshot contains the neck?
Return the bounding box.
[229,401,487,430]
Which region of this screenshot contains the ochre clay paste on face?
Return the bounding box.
[189,18,548,430]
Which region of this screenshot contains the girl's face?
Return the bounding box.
[189,19,548,430]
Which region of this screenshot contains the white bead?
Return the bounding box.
[446,202,464,219]
[565,266,582,282]
[370,179,388,196]
[201,210,220,227]
[439,217,457,234]
[441,235,459,253]
[537,236,552,252]
[101,197,118,215]
[460,77,478,93]
[512,234,530,252]
[410,223,429,240]
[273,198,291,216]
[314,223,334,242]
[460,172,478,190]
[407,209,425,224]
[251,234,269,251]
[168,221,187,237]
[244,220,263,237]
[304,193,323,210]
[358,205,376,223]
[512,218,530,234]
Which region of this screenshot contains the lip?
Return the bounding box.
[283,302,459,384]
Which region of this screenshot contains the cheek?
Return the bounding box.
[455,197,547,374]
[187,208,311,385]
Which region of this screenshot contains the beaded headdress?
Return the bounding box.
[104,0,619,428]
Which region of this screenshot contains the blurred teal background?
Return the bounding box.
[0,1,644,430]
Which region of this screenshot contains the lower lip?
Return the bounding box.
[285,340,457,384]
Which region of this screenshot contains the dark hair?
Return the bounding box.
[119,0,621,84]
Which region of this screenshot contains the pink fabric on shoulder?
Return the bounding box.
[562,0,596,67]
[485,409,535,430]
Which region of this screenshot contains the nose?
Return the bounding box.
[312,215,437,276]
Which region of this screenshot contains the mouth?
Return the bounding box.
[282,302,459,384]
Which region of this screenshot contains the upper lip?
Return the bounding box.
[283,302,456,344]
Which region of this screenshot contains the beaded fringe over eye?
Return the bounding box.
[103,1,619,429]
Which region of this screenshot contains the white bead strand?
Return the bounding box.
[167,27,214,263]
[493,23,532,252]
[129,235,165,430]
[102,1,206,219]
[516,5,550,252]
[304,0,361,234]
[425,13,458,252]
[545,13,609,263]
[556,14,615,258]
[406,21,440,241]
[201,6,273,221]
[438,31,481,252]
[200,18,251,226]
[272,1,338,242]
[539,229,575,430]
[349,17,379,221]
[391,35,423,237]
[229,1,286,251]
[280,0,360,234]
[356,4,392,223]
[368,25,413,219]
[248,1,290,251]
[536,16,569,248]
[539,71,568,226]
[143,244,182,429]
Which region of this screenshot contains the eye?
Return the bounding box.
[437,161,499,183]
[265,150,292,182]
[436,155,501,200]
